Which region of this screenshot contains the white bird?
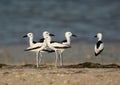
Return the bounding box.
[94,33,104,56]
[57,32,77,66]
[23,32,54,68]
[44,31,76,67]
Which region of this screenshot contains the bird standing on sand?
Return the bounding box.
[58,32,77,66]
[44,31,76,67]
[23,32,54,68]
[94,33,104,56]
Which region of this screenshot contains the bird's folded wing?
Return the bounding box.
[51,43,71,48]
[25,46,42,51]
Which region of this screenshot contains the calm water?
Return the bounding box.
[0,0,120,44]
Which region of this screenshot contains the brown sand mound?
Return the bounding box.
[0,62,120,69]
[65,62,120,68]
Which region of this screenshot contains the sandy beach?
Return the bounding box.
[0,63,120,85]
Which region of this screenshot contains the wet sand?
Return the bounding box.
[0,63,120,85]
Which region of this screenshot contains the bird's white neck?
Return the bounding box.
[46,36,56,50]
[43,38,48,45]
[46,36,51,45]
[29,36,33,46]
[98,36,102,41]
[66,36,71,45]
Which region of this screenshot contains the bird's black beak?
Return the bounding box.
[50,34,55,36]
[72,34,77,37]
[23,35,27,38]
[94,35,97,38]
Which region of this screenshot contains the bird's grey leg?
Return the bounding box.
[36,51,39,68]
[55,50,58,68]
[59,52,63,66]
[39,52,43,65]
[57,52,60,66]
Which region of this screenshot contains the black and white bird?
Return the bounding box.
[44,31,76,67]
[62,32,77,45]
[58,32,77,66]
[94,33,104,56]
[23,32,54,68]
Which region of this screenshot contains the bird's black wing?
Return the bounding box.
[42,49,55,53]
[61,39,67,43]
[96,41,103,48]
[95,48,104,56]
[33,41,37,44]
[50,41,61,43]
[39,38,44,42]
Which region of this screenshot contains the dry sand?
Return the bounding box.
[0,64,120,85]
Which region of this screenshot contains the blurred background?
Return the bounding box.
[0,0,120,65]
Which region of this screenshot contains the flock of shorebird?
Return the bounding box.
[23,31,104,68]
